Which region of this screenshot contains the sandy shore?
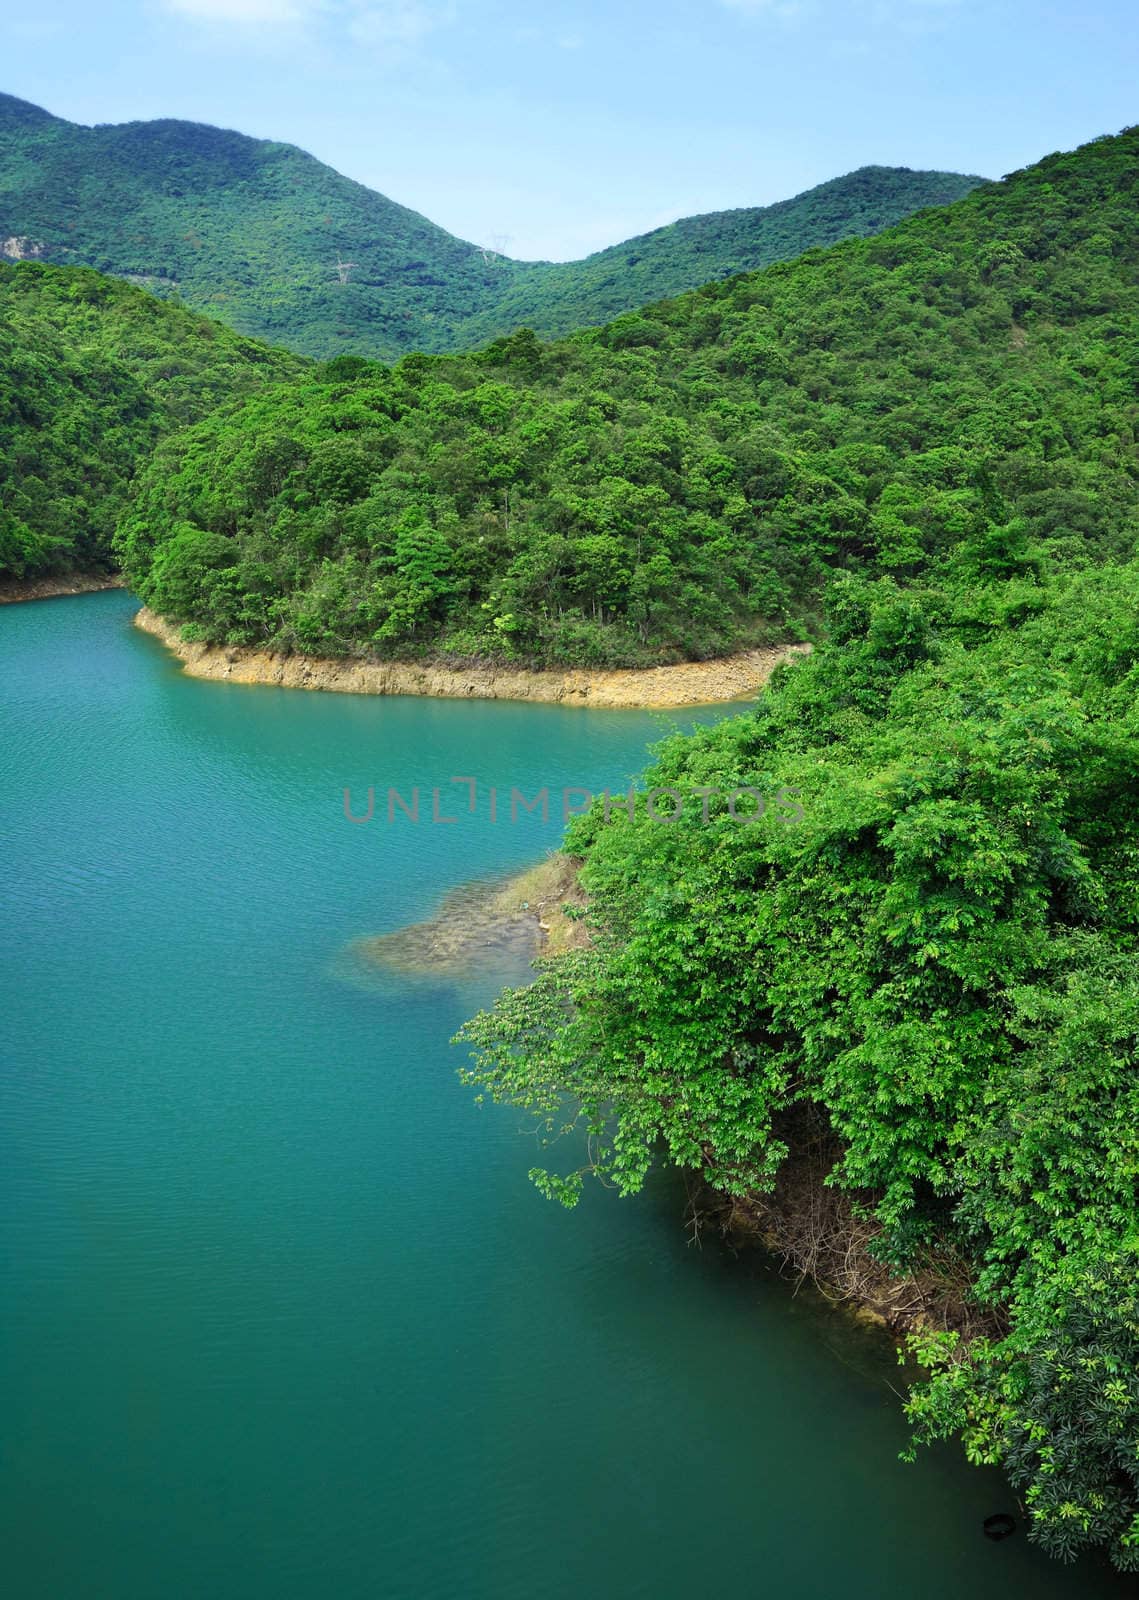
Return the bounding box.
[0,573,124,605]
[134,606,809,709]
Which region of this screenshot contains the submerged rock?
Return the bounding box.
[350,853,588,979]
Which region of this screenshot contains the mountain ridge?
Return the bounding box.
[0,91,986,357]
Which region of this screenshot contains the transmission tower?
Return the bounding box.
[478,233,512,265]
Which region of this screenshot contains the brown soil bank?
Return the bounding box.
[0,572,124,604]
[702,1120,994,1343]
[134,607,810,708]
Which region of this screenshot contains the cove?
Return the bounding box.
[0,591,1129,1600]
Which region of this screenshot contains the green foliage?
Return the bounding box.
[455,126,1139,1568]
[0,94,983,359]
[459,562,1139,1566]
[907,1252,1139,1568]
[0,260,303,577]
[448,165,989,350]
[121,126,1139,668]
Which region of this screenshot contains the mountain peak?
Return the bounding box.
[0,92,67,130]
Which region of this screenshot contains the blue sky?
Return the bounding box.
[2,1,1135,260]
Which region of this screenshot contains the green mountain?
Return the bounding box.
[452,165,991,347]
[0,92,984,359]
[120,128,1139,672]
[0,261,303,578]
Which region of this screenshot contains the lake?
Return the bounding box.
[1,591,1130,1599]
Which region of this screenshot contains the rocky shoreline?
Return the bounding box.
[0,572,124,605]
[133,606,809,709]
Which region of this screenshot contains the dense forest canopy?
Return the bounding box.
[430,165,989,351]
[0,261,303,579]
[0,92,982,358]
[450,122,1139,1571]
[120,127,1139,670]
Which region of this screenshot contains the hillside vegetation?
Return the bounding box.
[0,261,303,578]
[0,93,982,358]
[453,126,1139,1571]
[445,165,987,348]
[121,128,1139,670]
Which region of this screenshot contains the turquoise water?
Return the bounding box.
[1,591,1131,1600]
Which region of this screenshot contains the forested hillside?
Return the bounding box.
[0,93,982,358]
[455,126,1139,1571]
[0,93,508,360]
[120,128,1139,670]
[452,166,987,347]
[0,261,303,578]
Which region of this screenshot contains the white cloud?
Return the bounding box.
[718,0,806,17]
[165,0,313,21]
[3,18,66,36]
[164,0,455,43]
[510,23,586,53]
[348,2,452,47]
[717,0,963,19]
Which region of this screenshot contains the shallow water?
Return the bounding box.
[1,592,1132,1599]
